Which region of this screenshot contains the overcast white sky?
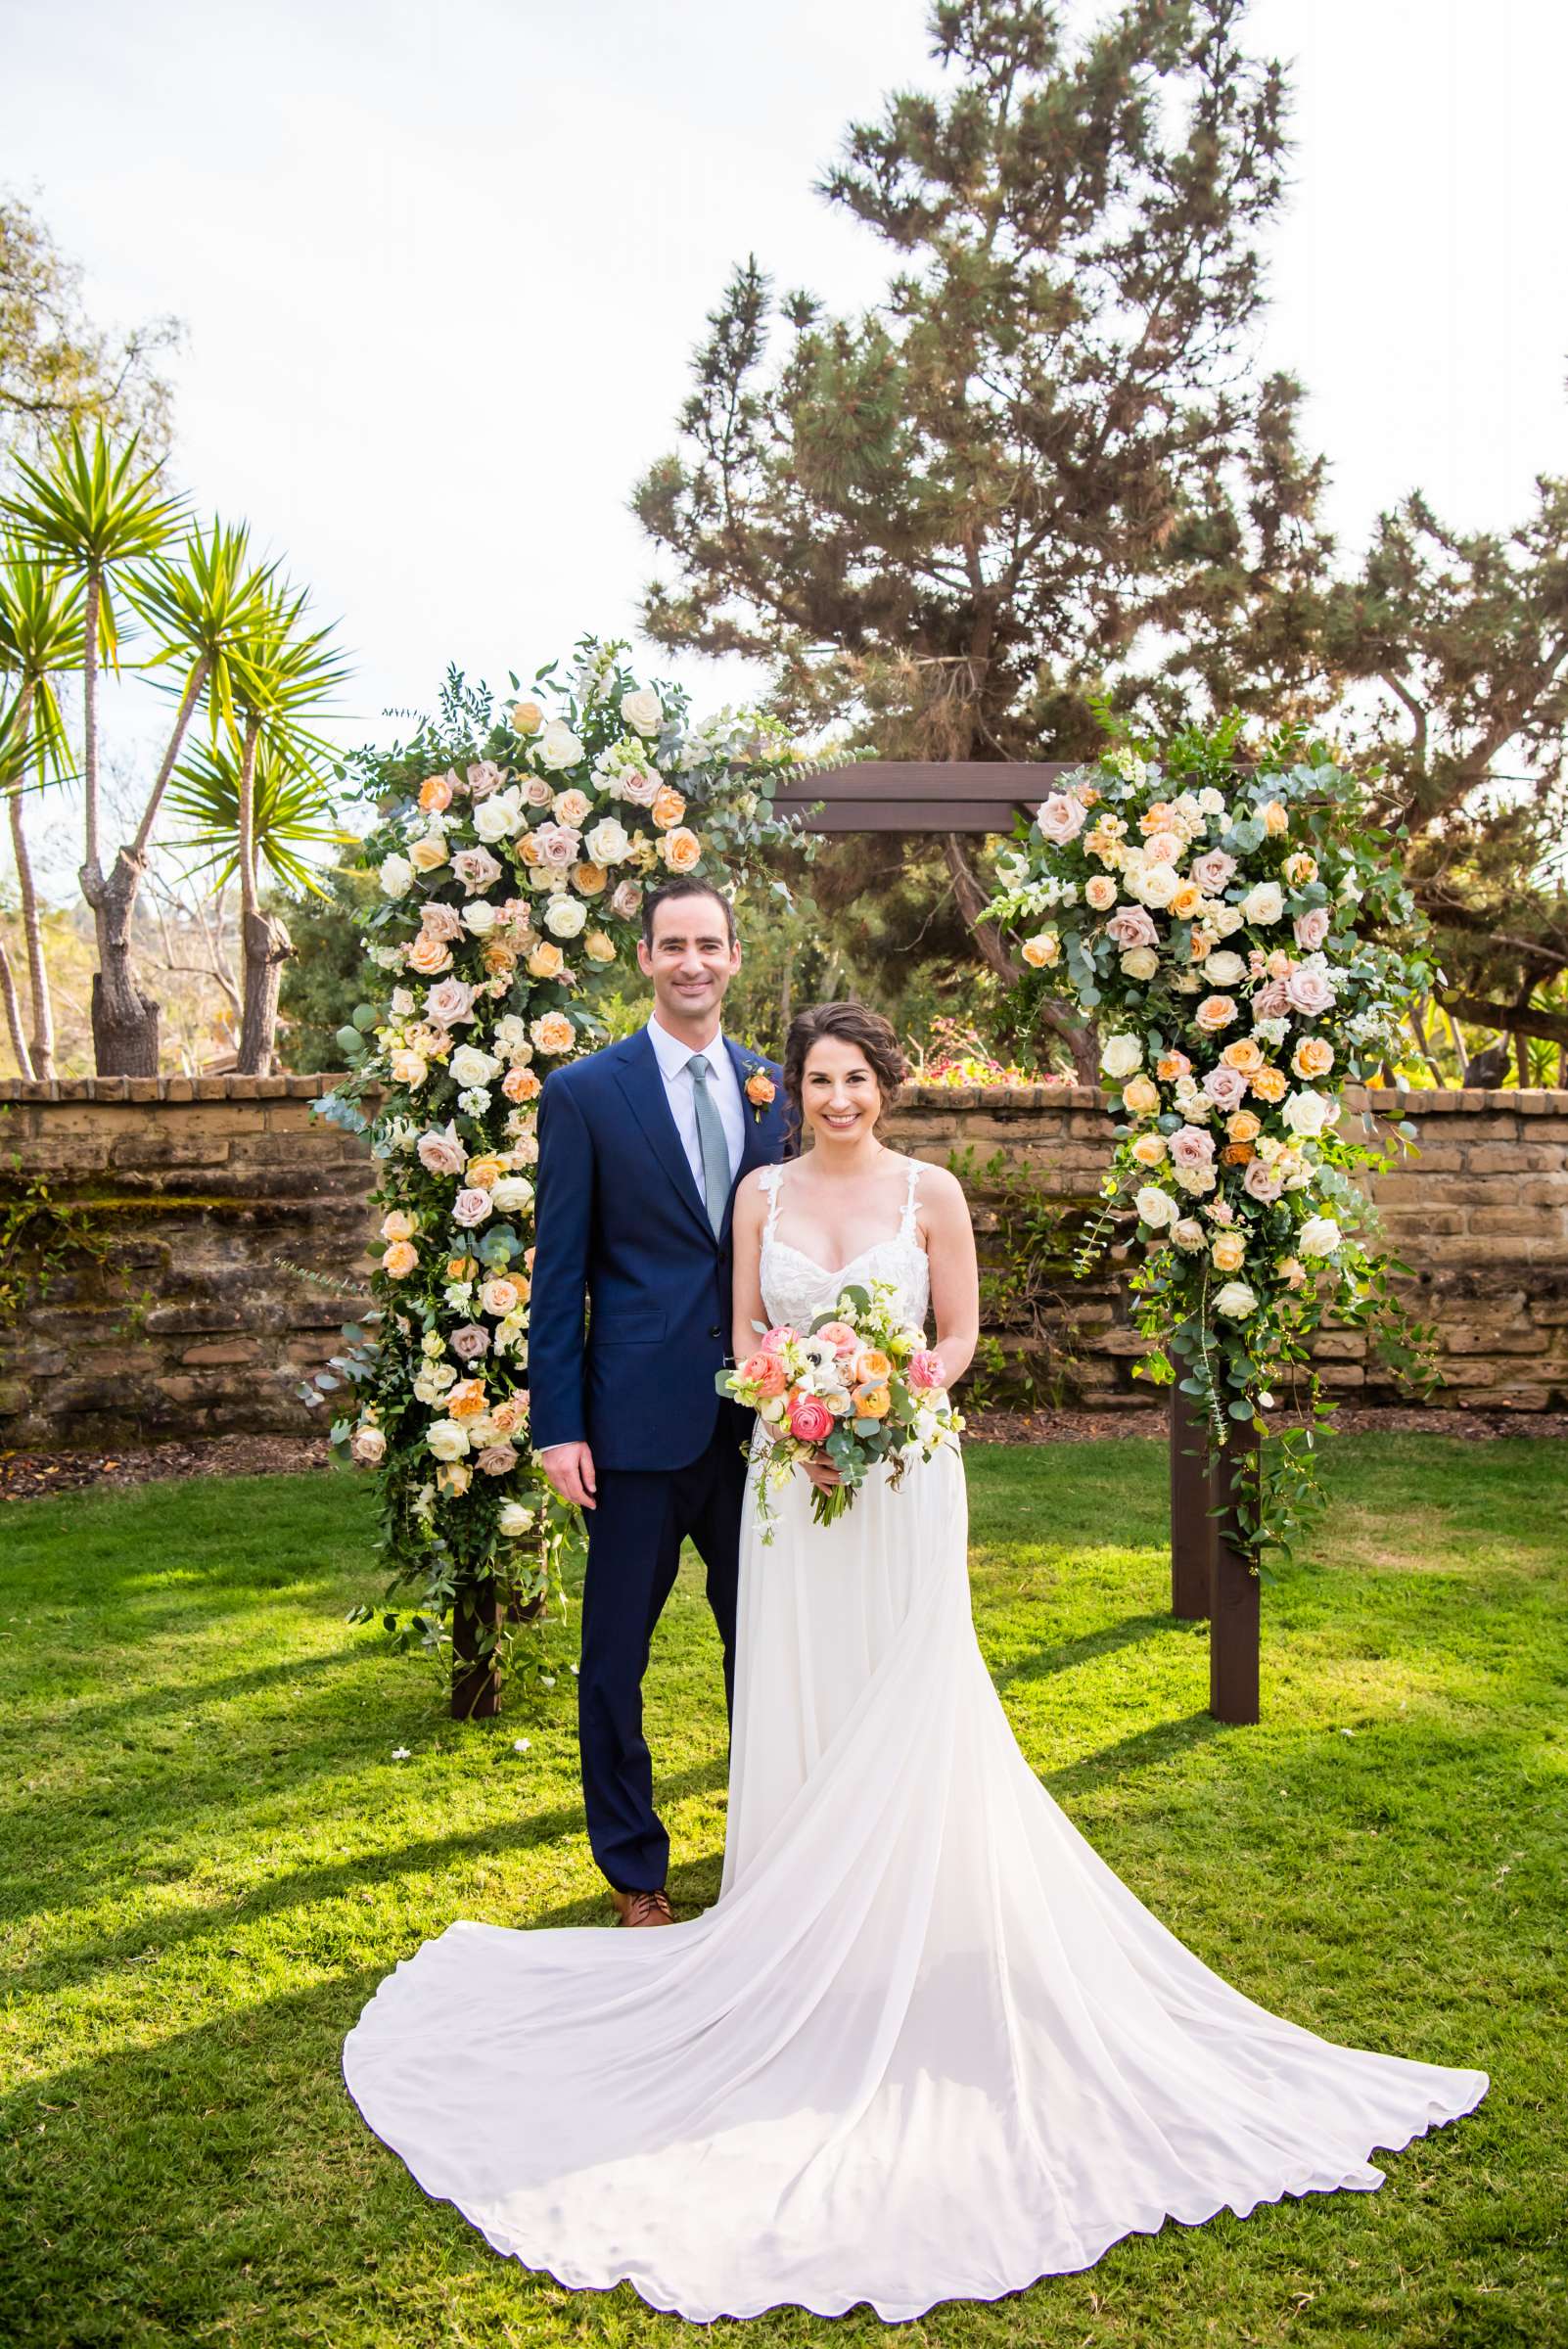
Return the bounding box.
[3,0,1565,866]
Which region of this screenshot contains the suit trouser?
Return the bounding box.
[576,1410,751,1893]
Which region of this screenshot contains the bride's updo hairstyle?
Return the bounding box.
[783,1000,908,1145]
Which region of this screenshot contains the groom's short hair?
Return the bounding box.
[641,878,736,949]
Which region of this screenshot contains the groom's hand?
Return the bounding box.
[540,1442,597,1511]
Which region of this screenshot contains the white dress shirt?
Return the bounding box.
[646,1015,745,1197]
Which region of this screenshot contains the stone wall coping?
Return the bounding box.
[3,1072,1566,1115]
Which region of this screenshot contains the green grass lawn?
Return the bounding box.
[2,1437,1564,2349]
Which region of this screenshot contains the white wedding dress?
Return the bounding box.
[342,1157,1487,2324]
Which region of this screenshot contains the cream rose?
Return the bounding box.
[490,1174,535,1215]
[378,852,414,897]
[1101,1034,1144,1080]
[425,1418,471,1462]
[1214,1280,1259,1318]
[1240,881,1284,925]
[584,816,630,866]
[1021,932,1059,968]
[621,686,664,737]
[1134,1183,1179,1229]
[1298,1215,1343,1258]
[408,833,448,873]
[1281,1088,1335,1138]
[537,719,585,770]
[544,894,587,939]
[1084,873,1118,911]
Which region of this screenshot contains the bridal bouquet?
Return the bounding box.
[717,1277,963,1539]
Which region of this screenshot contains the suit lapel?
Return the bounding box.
[612,1029,715,1247]
[720,1039,776,1245]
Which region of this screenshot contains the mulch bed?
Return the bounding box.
[3,1406,1563,1503]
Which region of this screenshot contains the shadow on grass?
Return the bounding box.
[992,1610,1176,1689]
[6,1753,731,2003]
[1043,1710,1230,1801]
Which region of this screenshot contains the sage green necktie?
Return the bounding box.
[686,1053,730,1236]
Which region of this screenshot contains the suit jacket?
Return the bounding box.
[529,1027,789,1470]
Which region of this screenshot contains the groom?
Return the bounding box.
[530,877,788,1926]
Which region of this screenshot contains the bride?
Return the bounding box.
[342,998,1487,2325]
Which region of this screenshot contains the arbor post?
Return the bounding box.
[1169,1386,1213,1620]
[450,1577,502,1721]
[1209,1419,1261,1725]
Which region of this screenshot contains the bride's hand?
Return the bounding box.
[801,1451,842,1492]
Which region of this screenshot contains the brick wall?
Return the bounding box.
[1,1076,1564,1450]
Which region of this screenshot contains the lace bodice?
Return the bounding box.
[758,1157,930,1333]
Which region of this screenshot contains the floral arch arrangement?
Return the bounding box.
[313,640,818,1699]
[987,715,1438,1566]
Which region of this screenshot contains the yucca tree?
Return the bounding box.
[0,542,85,1080]
[1,423,186,1071]
[208,584,350,1073]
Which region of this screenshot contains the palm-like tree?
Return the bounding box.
[0,543,85,1080]
[207,584,350,1073]
[1,424,185,1071]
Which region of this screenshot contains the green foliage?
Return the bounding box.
[276,863,379,1072]
[0,190,178,460]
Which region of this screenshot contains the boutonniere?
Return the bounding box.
[742,1060,777,1121]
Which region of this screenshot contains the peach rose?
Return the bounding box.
[445,1252,479,1282]
[1194,994,1237,1032]
[1220,1036,1265,1073]
[1226,1109,1262,1143]
[509,698,544,734]
[583,930,616,964]
[528,941,567,981]
[464,1155,505,1190]
[530,1011,576,1054]
[1156,1051,1192,1082]
[1293,1036,1335,1079]
[745,1069,776,1108]
[650,785,687,829]
[390,1048,429,1088]
[1084,873,1118,911]
[1021,933,1059,968]
[406,932,452,977]
[1212,1229,1247,1273]
[1262,799,1290,836]
[408,833,448,872]
[660,826,702,872]
[552,788,593,829]
[1130,1130,1168,1166]
[1250,1064,1288,1103]
[482,941,519,977]
[418,772,453,813]
[572,861,608,896]
[502,1065,542,1104]
[447,1377,489,1420]
[480,1276,522,1317]
[381,1239,418,1277]
[1123,1076,1160,1116]
[853,1348,893,1386]
[1169,881,1205,920]
[490,1395,528,1434]
[380,1209,417,1242]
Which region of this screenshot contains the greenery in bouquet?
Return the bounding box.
[720,1274,962,1540]
[309,638,822,1690]
[986,713,1440,1569]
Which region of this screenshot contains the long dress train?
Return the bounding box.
[341,1157,1486,2324]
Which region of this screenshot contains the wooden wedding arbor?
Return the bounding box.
[793,760,1260,1726]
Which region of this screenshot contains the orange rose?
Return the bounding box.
[448,1378,488,1420]
[446,1253,480,1282]
[482,941,518,977]
[406,933,452,977]
[418,772,453,813]
[1169,882,1204,920]
[1250,1064,1288,1103]
[659,826,702,872]
[517,831,543,866]
[1156,1052,1191,1082]
[853,1384,891,1419]
[1221,1140,1255,1166]
[381,1239,418,1278]
[1293,1036,1335,1079]
[1137,802,1175,835]
[530,1012,576,1055]
[502,1065,542,1104]
[1221,1036,1264,1073]
[571,861,608,895]
[1188,931,1212,960]
[1211,1230,1247,1272]
[650,785,687,829]
[745,1069,776,1108]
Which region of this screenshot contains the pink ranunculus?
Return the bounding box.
[814,1320,860,1357]
[1190,849,1236,894]
[449,1322,491,1360]
[1169,1124,1217,1171]
[531,821,581,870]
[1202,1064,1249,1112]
[452,1187,494,1228]
[906,1349,945,1392]
[416,1124,467,1177]
[1106,903,1159,950]
[1036,791,1087,847]
[1285,967,1336,1017]
[1250,976,1291,1020]
[1242,1158,1285,1203]
[788,1396,835,1445]
[419,900,465,943]
[452,845,503,894]
[740,1351,787,1398]
[759,1324,798,1355]
[475,1442,520,1476]
[1292,905,1331,953]
[425,976,476,1027]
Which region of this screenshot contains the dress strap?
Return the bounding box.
[759,1162,786,1238]
[899,1157,922,1241]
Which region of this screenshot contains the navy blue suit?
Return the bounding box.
[530,1027,788,1891]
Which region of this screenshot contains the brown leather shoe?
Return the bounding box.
[611,1886,674,1928]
